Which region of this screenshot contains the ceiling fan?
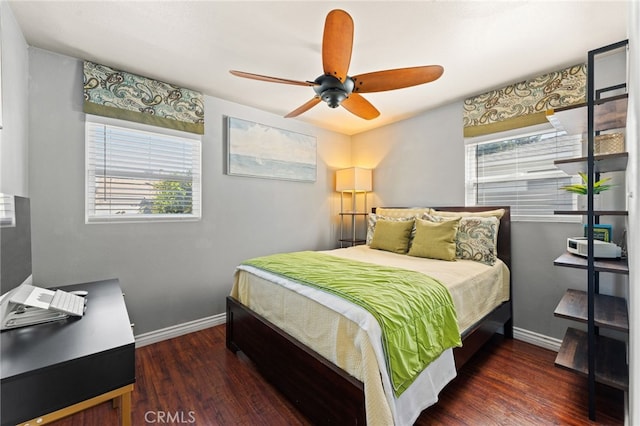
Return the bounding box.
[230,9,444,120]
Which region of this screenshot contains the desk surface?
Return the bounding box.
[1,279,135,425]
[1,279,134,379]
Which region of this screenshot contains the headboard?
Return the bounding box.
[371,206,511,270]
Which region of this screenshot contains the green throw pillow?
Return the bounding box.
[370,219,414,254]
[408,217,460,261]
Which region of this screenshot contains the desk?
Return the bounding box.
[1,279,135,426]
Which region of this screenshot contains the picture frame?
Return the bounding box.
[226,116,316,182]
[583,224,612,242]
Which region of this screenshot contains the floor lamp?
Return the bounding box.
[336,167,372,246]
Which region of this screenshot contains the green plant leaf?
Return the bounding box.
[560,172,613,195]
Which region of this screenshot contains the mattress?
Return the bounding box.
[231,245,510,425]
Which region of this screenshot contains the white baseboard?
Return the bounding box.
[134,313,226,348]
[624,391,629,426]
[134,316,562,354]
[513,326,562,352]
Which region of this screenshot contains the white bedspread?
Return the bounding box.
[327,246,510,333]
[231,245,510,425]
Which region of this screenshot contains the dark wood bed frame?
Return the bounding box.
[226,206,512,424]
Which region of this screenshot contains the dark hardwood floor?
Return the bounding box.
[50,325,624,425]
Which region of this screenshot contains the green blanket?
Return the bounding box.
[242,251,461,396]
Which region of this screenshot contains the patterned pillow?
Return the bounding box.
[455,216,500,265]
[366,214,415,245]
[422,213,500,265]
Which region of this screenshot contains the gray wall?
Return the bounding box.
[351,102,465,208]
[27,48,351,335]
[0,0,29,197]
[351,100,627,341]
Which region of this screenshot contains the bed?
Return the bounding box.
[226,206,512,425]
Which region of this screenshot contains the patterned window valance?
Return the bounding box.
[463,64,586,138]
[83,61,204,134]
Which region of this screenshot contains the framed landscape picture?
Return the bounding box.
[226,117,316,182]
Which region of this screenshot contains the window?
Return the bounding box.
[0,194,16,227]
[86,116,201,223]
[465,126,582,221]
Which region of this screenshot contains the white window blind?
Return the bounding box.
[0,194,16,227]
[465,128,582,221]
[86,117,201,223]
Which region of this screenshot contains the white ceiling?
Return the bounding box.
[8,1,629,135]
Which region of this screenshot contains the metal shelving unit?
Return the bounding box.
[550,39,629,421]
[338,191,368,247]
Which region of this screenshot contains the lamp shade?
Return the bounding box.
[336,167,372,192]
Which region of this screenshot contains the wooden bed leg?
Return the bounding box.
[504,317,514,339]
[226,303,240,353]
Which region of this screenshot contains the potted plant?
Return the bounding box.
[561,172,613,195]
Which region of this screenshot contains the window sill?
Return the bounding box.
[86,214,201,225]
[512,215,582,223]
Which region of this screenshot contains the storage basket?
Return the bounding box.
[594,133,625,154]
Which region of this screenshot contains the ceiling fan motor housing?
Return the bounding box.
[313,74,355,108]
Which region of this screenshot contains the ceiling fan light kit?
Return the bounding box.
[314,74,355,108]
[230,9,443,120]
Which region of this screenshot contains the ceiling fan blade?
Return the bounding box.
[230,70,318,87]
[285,97,322,118]
[352,65,444,93]
[341,93,380,120]
[322,9,354,82]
